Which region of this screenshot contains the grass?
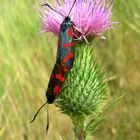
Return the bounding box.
[0,0,140,140]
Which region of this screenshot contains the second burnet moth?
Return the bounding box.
[30,0,77,134]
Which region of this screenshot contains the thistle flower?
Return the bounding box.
[37,0,115,139]
[38,0,114,41]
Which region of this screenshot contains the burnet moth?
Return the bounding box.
[30,0,77,134]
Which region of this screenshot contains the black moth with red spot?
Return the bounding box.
[46,16,75,103]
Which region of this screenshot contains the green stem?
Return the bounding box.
[73,117,86,140]
[78,129,84,140]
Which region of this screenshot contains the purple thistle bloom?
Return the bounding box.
[37,0,114,41]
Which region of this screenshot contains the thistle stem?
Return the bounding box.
[73,117,86,140]
[78,129,84,140]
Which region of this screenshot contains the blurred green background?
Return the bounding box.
[0,0,140,140]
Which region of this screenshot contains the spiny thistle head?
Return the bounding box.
[37,0,114,41]
[56,43,108,119]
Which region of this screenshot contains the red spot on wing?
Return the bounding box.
[51,72,54,79]
[63,67,69,73]
[63,52,74,63]
[57,63,64,73]
[53,86,60,95]
[57,65,62,72]
[68,27,73,37]
[64,42,74,49]
[56,74,65,82]
[60,62,69,72]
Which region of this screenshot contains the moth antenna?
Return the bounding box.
[42,3,65,17]
[68,0,76,17]
[46,104,49,135]
[30,102,47,124]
